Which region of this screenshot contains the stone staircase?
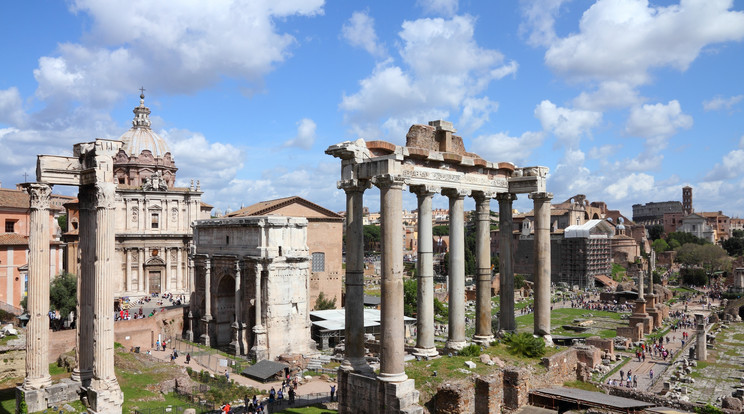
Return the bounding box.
[306,354,332,371]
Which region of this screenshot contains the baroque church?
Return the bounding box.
[64,93,212,300]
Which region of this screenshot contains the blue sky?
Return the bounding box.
[1,0,743,219]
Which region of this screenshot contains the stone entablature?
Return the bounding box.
[191,216,315,360]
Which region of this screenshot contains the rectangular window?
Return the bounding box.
[311,252,325,272]
[151,213,159,229]
[5,220,15,233]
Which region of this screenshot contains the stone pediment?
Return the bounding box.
[226,196,342,220]
[145,257,165,266]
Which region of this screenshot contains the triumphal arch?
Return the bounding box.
[326,120,551,414]
[19,139,124,413]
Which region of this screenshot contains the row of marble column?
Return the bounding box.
[190,256,268,359]
[340,177,553,383]
[24,182,122,409]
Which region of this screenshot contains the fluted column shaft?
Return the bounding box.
[340,180,370,372]
[251,262,268,360]
[201,257,212,346]
[473,192,493,344]
[92,182,119,383]
[234,261,242,323]
[125,248,131,293]
[444,189,467,350]
[497,193,516,332]
[530,192,553,337]
[75,189,95,384]
[23,183,53,390]
[377,176,407,382]
[411,186,438,357]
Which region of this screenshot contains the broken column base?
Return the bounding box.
[628,315,653,334]
[16,379,83,414]
[87,379,123,414]
[337,369,423,414]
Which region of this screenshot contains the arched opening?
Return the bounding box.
[215,275,236,346]
[738,305,744,320]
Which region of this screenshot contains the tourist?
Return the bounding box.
[269,387,276,402]
[633,375,638,388]
[289,387,295,404]
[649,369,654,380]
[278,389,283,400]
[186,353,191,364]
[162,340,167,351]
[225,370,230,381]
[156,339,161,351]
[330,384,336,402]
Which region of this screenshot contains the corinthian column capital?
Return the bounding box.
[24,183,52,210]
[409,184,440,197]
[495,192,518,202]
[442,188,470,199]
[94,182,117,209]
[528,192,553,201]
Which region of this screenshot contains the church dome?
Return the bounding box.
[119,92,170,158]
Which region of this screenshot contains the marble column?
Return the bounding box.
[529,192,553,338]
[165,247,171,292]
[497,193,517,333]
[250,262,268,360]
[22,183,53,390]
[339,180,371,372]
[410,185,438,358]
[177,248,183,291]
[230,260,242,356]
[73,189,95,386]
[138,249,145,294]
[376,175,407,382]
[89,181,123,412]
[443,188,468,351]
[473,192,494,345]
[695,314,707,361]
[201,257,212,346]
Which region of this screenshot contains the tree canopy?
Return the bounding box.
[363,225,381,251]
[675,243,731,273]
[722,231,744,257]
[50,272,77,319]
[314,292,337,310]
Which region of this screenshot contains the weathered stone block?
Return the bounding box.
[585,337,613,355]
[435,381,474,414]
[475,375,502,414]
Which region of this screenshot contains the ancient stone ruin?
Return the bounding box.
[19,140,124,413]
[326,120,550,414]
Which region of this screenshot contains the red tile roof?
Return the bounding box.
[0,233,29,246]
[0,189,30,209]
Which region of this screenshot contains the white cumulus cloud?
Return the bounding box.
[341,15,516,140]
[534,100,602,147]
[342,11,386,58]
[625,100,693,143]
[703,94,744,111]
[417,0,458,16]
[470,131,544,166]
[283,118,317,150]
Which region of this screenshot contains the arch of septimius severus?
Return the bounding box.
[326,120,551,414]
[19,139,124,413]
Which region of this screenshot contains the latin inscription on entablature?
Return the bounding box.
[401,166,508,191]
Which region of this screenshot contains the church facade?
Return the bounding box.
[64,93,212,299]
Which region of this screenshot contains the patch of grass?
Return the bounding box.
[564,380,602,393]
[49,362,67,377]
[0,386,17,414]
[0,335,18,346]
[597,356,630,383]
[598,329,617,338]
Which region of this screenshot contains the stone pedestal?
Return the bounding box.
[695,314,707,361]
[337,370,423,414]
[250,325,269,361]
[201,315,212,346]
[629,299,653,334]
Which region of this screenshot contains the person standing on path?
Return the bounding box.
[330,384,336,402]
[650,369,654,380]
[289,387,296,404]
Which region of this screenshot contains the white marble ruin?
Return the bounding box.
[326,120,550,414]
[20,140,124,413]
[190,216,316,360]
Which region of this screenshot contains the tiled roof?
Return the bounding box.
[226,196,342,219]
[0,233,29,246]
[0,189,30,209]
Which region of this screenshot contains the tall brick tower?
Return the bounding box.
[683,186,693,215]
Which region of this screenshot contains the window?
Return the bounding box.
[5,220,15,233]
[311,252,325,272]
[151,213,159,229]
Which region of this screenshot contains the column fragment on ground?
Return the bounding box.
[23,183,53,390]
[530,192,553,338]
[497,193,516,333]
[411,185,439,357]
[89,181,124,412]
[340,180,371,372]
[376,176,407,382]
[444,188,468,351]
[695,314,707,361]
[473,191,494,345]
[201,257,212,346]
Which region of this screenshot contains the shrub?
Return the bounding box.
[503,332,545,358]
[458,344,481,357]
[695,404,724,414]
[186,367,193,377]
